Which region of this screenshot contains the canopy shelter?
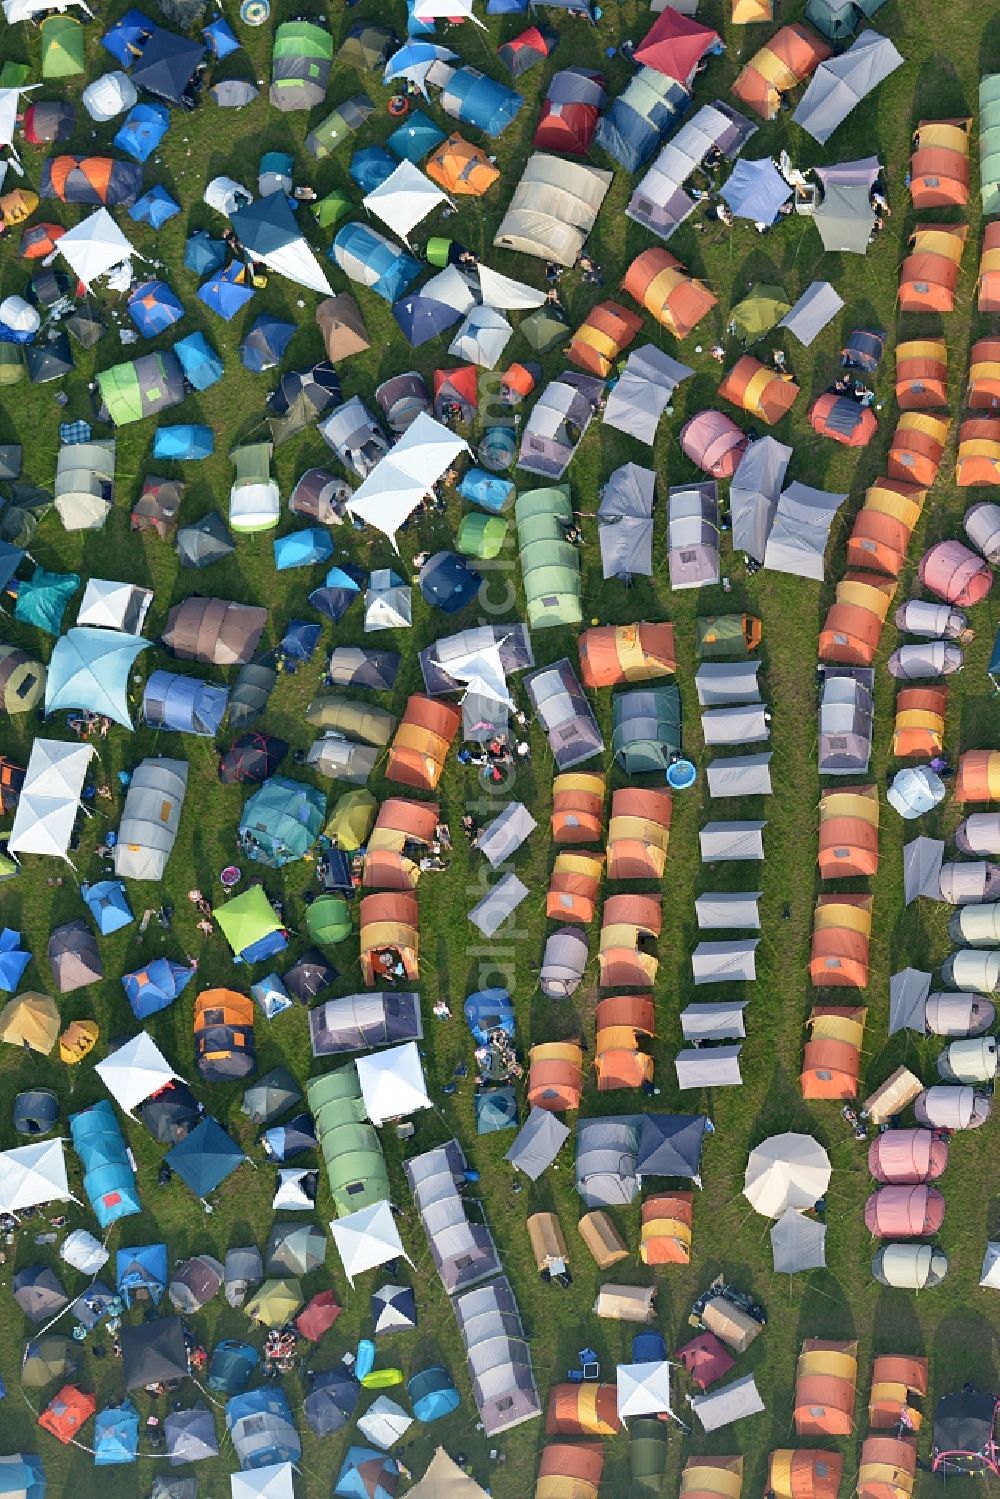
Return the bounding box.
[231,193,332,296]
[603,345,691,444]
[96,1032,182,1115]
[57,207,139,288]
[343,413,468,549]
[764,482,847,580]
[744,1133,831,1217]
[364,160,449,245]
[780,282,844,345]
[8,739,92,861]
[330,1200,412,1287]
[131,29,205,104]
[730,437,791,563]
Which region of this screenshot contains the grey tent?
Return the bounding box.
[888,969,932,1036]
[525,659,604,769]
[770,1210,826,1274]
[965,502,1000,564]
[675,1046,743,1089]
[818,668,874,775]
[794,31,903,144]
[176,511,234,569]
[540,926,589,998]
[950,904,1000,946]
[956,815,1000,855]
[318,397,389,479]
[575,1115,640,1206]
[476,803,537,868]
[668,481,720,589]
[53,439,115,531]
[680,1000,750,1041]
[452,1276,541,1436]
[304,1368,360,1437]
[469,873,529,937]
[143,671,228,737]
[695,662,761,706]
[284,952,334,1004]
[888,642,964,679]
[114,758,188,881]
[419,624,533,697]
[940,952,1000,995]
[163,597,267,667]
[706,753,773,796]
[266,1223,326,1277]
[165,1404,219,1465]
[242,1067,301,1124]
[764,482,848,579]
[306,736,379,784]
[598,463,656,580]
[327,648,400,690]
[692,941,759,984]
[13,1265,67,1322]
[151,1480,198,1499]
[702,707,770,746]
[48,919,102,991]
[121,1316,189,1390]
[228,661,277,731]
[700,822,766,862]
[903,838,945,905]
[695,892,762,928]
[779,281,844,345]
[223,1246,263,1308]
[227,1388,301,1468]
[493,153,612,266]
[168,1254,223,1313]
[405,1140,502,1295]
[505,1106,570,1180]
[517,373,602,478]
[635,1113,707,1180]
[626,100,757,239]
[603,345,692,444]
[895,599,968,641]
[729,437,791,563]
[309,992,422,1056]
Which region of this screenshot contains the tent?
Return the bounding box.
[57,207,138,288]
[668,480,721,588]
[0,991,59,1055]
[166,1116,245,1197]
[165,1404,219,1465]
[96,1032,181,1115]
[494,154,612,265]
[330,1200,412,1286]
[439,65,522,135]
[37,1386,96,1445]
[764,482,847,580]
[517,374,599,478]
[635,7,721,85]
[453,1277,539,1435]
[8,739,93,861]
[270,19,333,110]
[163,597,266,666]
[931,1391,1000,1475]
[626,100,757,237]
[612,684,681,772]
[226,1390,300,1470]
[794,30,903,143]
[526,659,603,768]
[69,1100,139,1227]
[406,1139,501,1293]
[114,103,170,164]
[231,193,332,296]
[603,345,692,444]
[721,158,792,224]
[143,672,228,737]
[304,1368,359,1436]
[307,1066,389,1214]
[623,248,716,339]
[910,117,971,207]
[744,1133,830,1217]
[98,350,184,425]
[193,989,256,1081]
[332,222,420,304]
[404,1450,489,1499]
[309,992,421,1056]
[733,24,831,119]
[44,628,148,728]
[131,29,204,103]
[595,67,686,172]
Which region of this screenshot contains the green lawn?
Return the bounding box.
[2,0,1000,1494]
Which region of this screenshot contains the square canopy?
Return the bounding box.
[96,1032,183,1115]
[356,1041,431,1127]
[8,739,94,860]
[58,208,139,288]
[330,1200,412,1287]
[346,413,469,548]
[617,1360,674,1419]
[363,161,449,242]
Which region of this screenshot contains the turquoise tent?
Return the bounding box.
[0,1455,45,1499]
[93,1401,139,1465]
[174,332,224,390]
[45,628,150,728]
[238,776,325,866]
[69,1100,141,1229]
[14,568,80,635]
[166,1117,246,1197]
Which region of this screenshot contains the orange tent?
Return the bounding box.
[955,749,1000,804]
[887,413,949,487]
[38,1384,97,1443]
[719,355,799,424]
[731,0,771,19]
[808,391,877,447]
[595,992,654,1091]
[892,686,946,758]
[426,133,500,196]
[794,1339,858,1436]
[818,572,895,666]
[898,223,967,312]
[801,1005,866,1099]
[552,771,605,843]
[731,23,831,120]
[868,1355,928,1430]
[956,416,1000,485]
[979,221,1000,312]
[895,338,947,409]
[910,119,972,207]
[622,248,716,338]
[386,695,461,790]
[857,1436,917,1499]
[766,1450,843,1499]
[536,1443,603,1499]
[641,1190,693,1264]
[364,797,439,889]
[545,1383,621,1436]
[810,894,872,989]
[967,337,1000,407]
[818,786,879,877]
[528,1042,584,1111]
[606,786,672,878]
[578,621,676,687]
[359,890,419,985]
[567,300,643,378]
[599,892,661,988]
[501,362,537,402]
[680,1456,743,1499]
[546,851,602,924]
[846,479,925,577]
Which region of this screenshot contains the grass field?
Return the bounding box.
[2,0,1000,1493]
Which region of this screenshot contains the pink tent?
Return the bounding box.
[918,540,993,607]
[634,7,721,86]
[864,1184,945,1237]
[680,410,748,478]
[868,1128,949,1184]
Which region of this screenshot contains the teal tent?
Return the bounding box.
[238,777,325,866]
[45,628,150,728]
[166,1117,246,1197]
[14,568,79,635]
[612,684,682,773]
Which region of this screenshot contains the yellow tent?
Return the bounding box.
[0,990,59,1054]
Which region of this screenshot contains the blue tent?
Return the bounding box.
[443,67,523,136]
[0,929,31,992]
[392,290,464,346]
[0,1455,44,1499]
[208,1341,259,1395]
[14,568,79,635]
[475,1087,518,1134]
[331,223,420,303]
[174,331,223,390]
[203,15,240,57]
[241,314,296,373]
[113,103,170,163]
[720,158,793,224]
[166,1117,246,1197]
[251,972,293,1019]
[418,551,481,612]
[122,957,196,1020]
[406,0,436,35]
[349,146,396,193]
[407,1366,460,1422]
[143,670,228,736]
[45,627,150,729]
[81,880,134,936]
[335,1447,399,1499]
[70,1100,141,1229]
[273,528,334,571]
[127,278,184,337]
[101,9,156,66]
[594,71,689,173]
[0,541,25,595]
[94,1401,139,1465]
[129,185,180,228]
[280,619,321,663]
[198,264,255,321]
[309,564,364,622]
[387,110,445,162]
[153,424,214,460]
[262,1112,317,1160]
[464,986,515,1044]
[487,0,528,11]
[459,468,514,513]
[116,1242,168,1306]
[185,229,226,277]
[226,1388,301,1468]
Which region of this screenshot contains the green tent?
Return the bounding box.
[1,486,51,547]
[0,851,18,882]
[337,25,394,71]
[22,1334,77,1389]
[520,307,571,354]
[97,352,185,426]
[305,94,374,161]
[0,645,45,715]
[0,346,24,386]
[238,776,326,867]
[244,1278,303,1328]
[457,513,509,560]
[307,1066,389,1215]
[696,614,758,659]
[611,684,682,773]
[312,190,353,230]
[981,76,1000,215]
[305,894,352,945]
[326,789,377,850]
[305,693,395,745]
[41,15,86,77]
[629,1415,668,1498]
[270,20,334,111]
[214,884,283,956]
[515,486,582,630]
[727,284,790,347]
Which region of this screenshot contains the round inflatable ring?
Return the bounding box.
[388,94,409,117]
[240,0,270,25]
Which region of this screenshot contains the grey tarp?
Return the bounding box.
[575,1115,640,1206]
[603,345,692,444]
[706,753,773,797]
[695,892,762,928]
[476,803,537,868]
[122,1317,189,1391]
[306,737,379,784]
[779,281,844,345]
[690,1374,764,1432]
[680,1000,750,1041]
[452,1276,541,1436]
[468,874,530,936]
[729,437,792,564]
[812,158,879,252]
[903,838,945,904]
[405,1139,501,1295]
[695,662,761,706]
[598,462,656,579]
[818,668,874,775]
[700,821,766,861]
[309,992,422,1056]
[701,708,770,747]
[634,1113,707,1180]
[165,1405,218,1465]
[770,1210,826,1273]
[525,659,604,769]
[675,1046,743,1089]
[692,941,759,983]
[540,926,588,998]
[888,968,932,1036]
[764,482,848,580]
[505,1106,570,1180]
[794,31,903,144]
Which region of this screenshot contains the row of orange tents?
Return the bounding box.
[818,572,896,665]
[810,894,872,989]
[552,770,605,843]
[899,222,967,312]
[910,118,972,208]
[641,1188,693,1263]
[857,1356,929,1499]
[364,797,439,889]
[845,478,927,579]
[731,23,830,120]
[955,749,1000,803]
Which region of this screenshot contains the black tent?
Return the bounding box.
[65,304,108,349]
[283,949,334,1004]
[327,648,400,691]
[131,29,206,103]
[136,1079,202,1144]
[932,1392,1000,1475]
[121,1316,189,1391]
[218,733,289,785]
[25,335,74,385]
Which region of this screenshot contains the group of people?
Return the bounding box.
[832,371,876,407]
[263,1326,299,1376]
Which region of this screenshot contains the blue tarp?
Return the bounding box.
[153,424,214,460]
[464,987,516,1043]
[166,1117,246,1197]
[122,957,196,1020]
[174,331,224,389]
[129,185,181,228]
[331,222,420,303]
[94,1401,139,1465]
[274,528,334,571]
[127,278,184,337]
[720,158,792,224]
[349,145,396,193]
[143,670,229,736]
[70,1100,141,1229]
[82,880,134,936]
[0,1455,44,1499]
[0,929,31,992]
[198,263,255,321]
[203,15,239,58]
[116,1242,168,1305]
[387,110,446,162]
[185,229,226,277]
[443,66,523,136]
[113,102,170,163]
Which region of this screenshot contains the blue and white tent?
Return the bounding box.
[331,223,420,303]
[143,670,229,736]
[116,1242,168,1305]
[273,528,334,571]
[440,66,523,135]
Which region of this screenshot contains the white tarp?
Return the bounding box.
[364,161,449,243]
[231,1463,296,1499]
[477,264,546,309]
[695,892,762,929]
[448,306,513,369]
[675,1046,743,1088]
[476,803,537,868]
[700,821,766,861]
[0,1138,75,1213]
[468,873,530,936]
[981,1242,1000,1289]
[329,1200,413,1287]
[706,753,773,797]
[695,662,762,706]
[57,208,140,290]
[96,1032,183,1115]
[8,739,95,860]
[680,1000,749,1041]
[357,1042,431,1128]
[346,413,469,548]
[888,968,932,1035]
[691,1374,765,1432]
[701,708,770,747]
[692,940,759,984]
[0,84,38,160]
[419,264,477,315]
[770,1209,826,1273]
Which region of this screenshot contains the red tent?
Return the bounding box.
[676,1331,736,1390]
[635,6,721,85]
[295,1289,343,1341]
[38,1385,96,1443]
[433,365,478,422]
[534,68,605,156]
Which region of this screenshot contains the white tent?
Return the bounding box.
[0,296,39,337]
[0,84,38,165]
[346,413,469,549]
[364,161,449,244]
[419,265,477,317]
[744,1133,831,1218]
[770,1209,826,1273]
[272,1169,316,1212]
[675,1046,743,1089]
[477,265,546,310]
[0,1139,75,1214]
[231,1462,296,1499]
[980,1242,1000,1289]
[77,578,153,634]
[364,571,412,632]
[81,70,136,122]
[448,306,513,370]
[4,0,92,18]
[617,1360,674,1420]
[57,209,140,290]
[441,637,514,709]
[357,1042,431,1127]
[8,739,94,861]
[61,1229,109,1274]
[691,1374,765,1433]
[691,940,758,983]
[356,1395,413,1449]
[330,1200,413,1287]
[96,1033,183,1116]
[680,1000,749,1041]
